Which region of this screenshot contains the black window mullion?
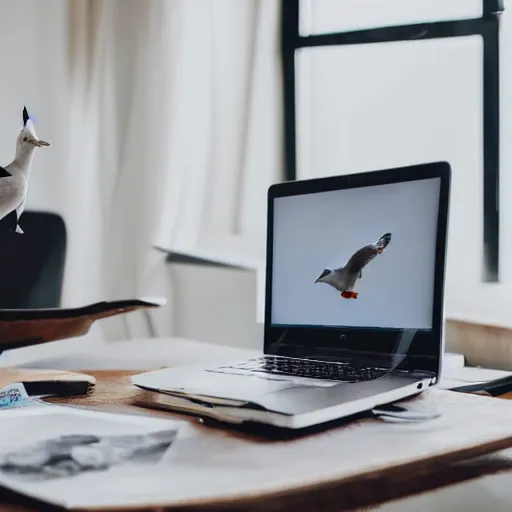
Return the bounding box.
[281,0,299,183]
[482,9,502,281]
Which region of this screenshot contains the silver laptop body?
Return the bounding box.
[133,162,451,430]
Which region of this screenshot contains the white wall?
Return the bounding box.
[296,0,512,329]
[169,264,262,349]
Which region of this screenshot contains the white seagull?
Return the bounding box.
[0,107,50,234]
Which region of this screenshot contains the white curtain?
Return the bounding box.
[62,0,283,339]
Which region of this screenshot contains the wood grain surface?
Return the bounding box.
[0,371,512,512]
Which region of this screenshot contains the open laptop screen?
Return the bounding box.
[264,163,450,375]
[271,177,440,330]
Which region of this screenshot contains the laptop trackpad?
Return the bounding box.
[133,366,302,403]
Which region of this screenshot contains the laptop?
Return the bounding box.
[132,161,451,430]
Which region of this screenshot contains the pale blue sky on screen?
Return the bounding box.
[271,178,440,329]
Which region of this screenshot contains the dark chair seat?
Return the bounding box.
[0,211,66,309]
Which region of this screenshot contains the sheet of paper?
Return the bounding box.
[452,366,512,382]
[0,405,185,509]
[439,366,512,389]
[2,389,512,509]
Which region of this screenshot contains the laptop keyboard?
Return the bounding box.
[214,356,389,383]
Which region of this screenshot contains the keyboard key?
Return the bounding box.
[218,356,388,383]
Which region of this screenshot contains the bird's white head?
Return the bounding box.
[15,107,50,158]
[314,268,333,284]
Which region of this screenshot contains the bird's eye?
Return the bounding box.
[22,137,28,142]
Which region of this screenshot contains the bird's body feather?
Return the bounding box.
[323,267,357,293]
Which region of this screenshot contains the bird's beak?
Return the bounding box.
[28,139,50,147]
[314,278,319,284]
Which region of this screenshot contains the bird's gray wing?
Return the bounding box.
[344,245,379,276]
[0,167,19,233]
[0,173,28,218]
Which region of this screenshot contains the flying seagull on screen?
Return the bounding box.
[0,107,50,234]
[314,232,391,299]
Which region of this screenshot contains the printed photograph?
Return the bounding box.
[0,407,182,491]
[0,429,177,482]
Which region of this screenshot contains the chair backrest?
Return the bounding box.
[0,211,66,309]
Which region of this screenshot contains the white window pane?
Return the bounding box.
[299,0,483,35]
[295,37,483,319]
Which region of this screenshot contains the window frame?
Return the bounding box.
[280,0,504,282]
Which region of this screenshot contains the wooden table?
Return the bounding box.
[2,370,512,512]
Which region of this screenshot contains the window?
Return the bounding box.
[281,0,503,283]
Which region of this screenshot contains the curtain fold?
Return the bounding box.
[62,0,282,340]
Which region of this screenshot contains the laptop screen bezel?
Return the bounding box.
[263,161,451,376]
